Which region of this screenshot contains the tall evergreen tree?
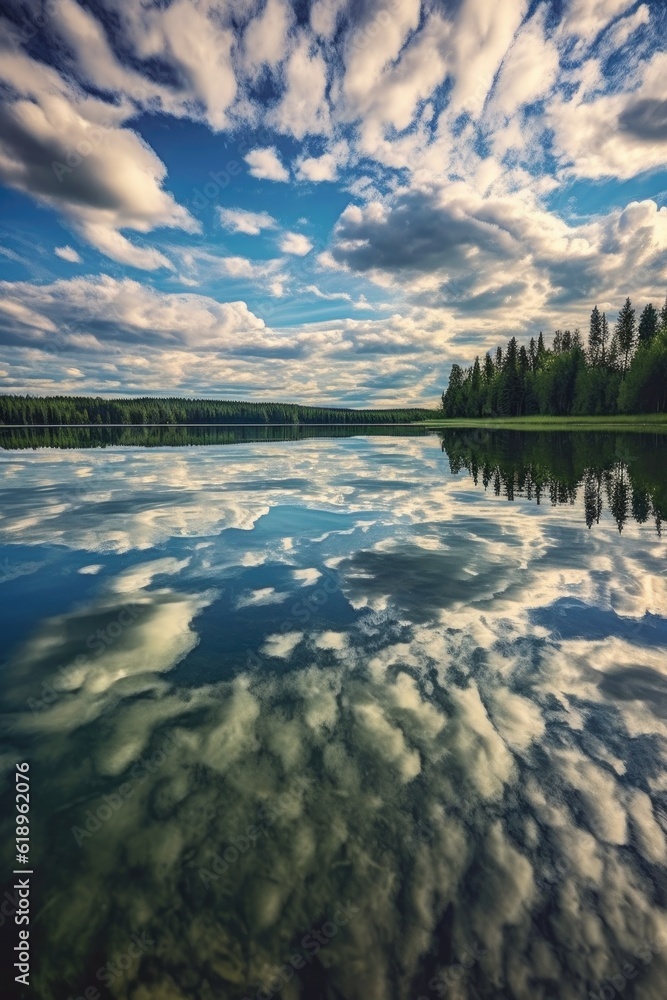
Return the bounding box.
[483,353,494,384]
[537,332,546,362]
[661,296,667,330]
[589,306,602,364]
[608,330,620,372]
[638,303,658,344]
[528,337,537,372]
[615,297,636,374]
[471,357,481,392]
[601,312,609,365]
[495,346,503,370]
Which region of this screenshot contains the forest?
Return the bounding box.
[0,397,436,426]
[441,297,667,417]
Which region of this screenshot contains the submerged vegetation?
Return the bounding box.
[441,297,667,418]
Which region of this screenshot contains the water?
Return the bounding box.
[1,427,666,1000]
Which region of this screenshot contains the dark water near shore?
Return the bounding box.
[1,427,666,1000]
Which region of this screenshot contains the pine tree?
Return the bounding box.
[495,346,503,370]
[483,353,494,384]
[471,357,481,394]
[589,306,602,364]
[661,296,667,330]
[601,312,609,365]
[608,330,620,371]
[638,303,658,344]
[528,337,537,372]
[615,297,636,375]
[537,332,546,361]
[553,330,562,353]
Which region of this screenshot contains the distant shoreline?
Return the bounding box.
[0,422,434,428]
[2,416,667,431]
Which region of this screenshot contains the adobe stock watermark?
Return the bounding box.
[71,731,182,846]
[242,901,360,1000]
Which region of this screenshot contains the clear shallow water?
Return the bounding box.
[1,427,666,1000]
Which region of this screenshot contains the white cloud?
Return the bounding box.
[295,140,349,182]
[269,31,331,139]
[602,3,650,53]
[548,50,667,180]
[55,246,82,263]
[279,232,313,256]
[558,0,636,45]
[244,146,290,182]
[218,208,278,235]
[0,38,198,269]
[296,152,339,182]
[490,8,560,119]
[0,274,267,350]
[243,0,293,74]
[305,284,352,302]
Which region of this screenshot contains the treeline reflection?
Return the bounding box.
[0,423,431,450]
[440,429,667,535]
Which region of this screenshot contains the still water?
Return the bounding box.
[1,427,666,1000]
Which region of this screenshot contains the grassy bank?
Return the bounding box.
[418,414,667,431]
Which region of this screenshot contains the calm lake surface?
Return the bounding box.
[1,427,667,1000]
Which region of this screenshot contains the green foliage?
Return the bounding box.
[441,295,667,418]
[0,397,438,427]
[618,329,667,413]
[638,303,659,344]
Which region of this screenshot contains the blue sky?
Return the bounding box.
[0,0,665,406]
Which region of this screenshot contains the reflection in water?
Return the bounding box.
[0,424,432,450]
[440,428,667,534]
[1,430,666,1000]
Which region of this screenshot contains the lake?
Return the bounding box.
[1,426,666,1000]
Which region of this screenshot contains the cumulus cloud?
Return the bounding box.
[0,274,266,350]
[328,182,667,327]
[279,231,313,256]
[269,30,331,139]
[548,50,667,179]
[0,0,665,397]
[243,146,290,182]
[295,140,349,182]
[0,27,199,269]
[243,0,294,75]
[218,207,278,235]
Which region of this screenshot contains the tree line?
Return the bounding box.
[0,396,437,427]
[441,297,667,417]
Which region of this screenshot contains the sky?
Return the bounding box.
[0,0,665,407]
